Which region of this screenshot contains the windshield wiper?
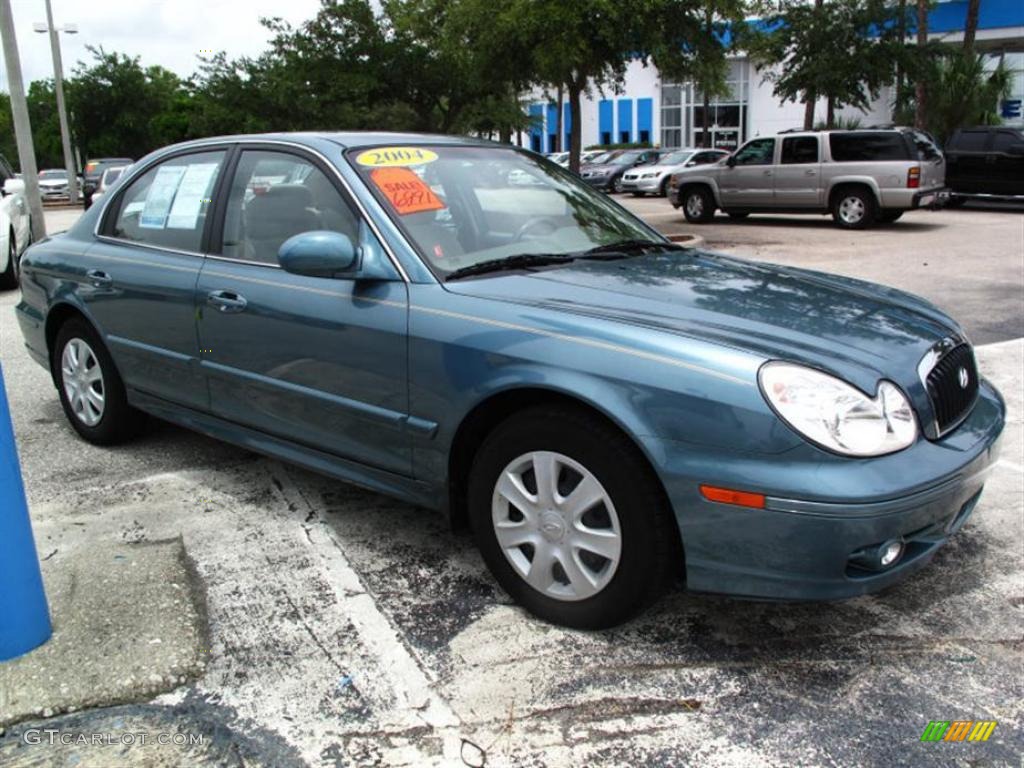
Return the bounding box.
[577,239,688,259]
[445,253,575,281]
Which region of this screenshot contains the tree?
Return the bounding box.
[908,51,1010,142]
[914,0,928,128]
[963,0,980,53]
[750,0,910,129]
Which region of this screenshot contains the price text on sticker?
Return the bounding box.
[370,168,446,215]
[356,147,439,167]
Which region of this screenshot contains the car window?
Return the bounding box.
[692,151,722,164]
[992,131,1023,152]
[348,145,655,278]
[780,136,819,164]
[111,150,226,253]
[952,130,989,152]
[221,150,360,266]
[829,132,910,162]
[909,131,942,161]
[733,138,775,166]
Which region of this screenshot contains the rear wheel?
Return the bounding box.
[681,187,715,223]
[612,176,625,194]
[0,231,17,289]
[54,319,143,445]
[468,406,675,629]
[831,187,876,229]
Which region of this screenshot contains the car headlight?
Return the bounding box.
[759,362,917,456]
[642,173,657,179]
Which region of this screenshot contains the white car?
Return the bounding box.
[88,165,132,205]
[620,148,730,197]
[0,156,32,289]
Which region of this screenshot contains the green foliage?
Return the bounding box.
[897,50,1012,142]
[749,0,912,122]
[813,115,863,130]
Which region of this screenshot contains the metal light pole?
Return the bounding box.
[0,0,46,242]
[35,0,78,203]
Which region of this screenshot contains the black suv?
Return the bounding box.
[82,157,133,209]
[944,127,1024,204]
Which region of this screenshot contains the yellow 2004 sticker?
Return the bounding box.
[356,146,439,168]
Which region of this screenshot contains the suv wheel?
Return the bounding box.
[681,187,714,223]
[468,406,675,629]
[832,188,876,229]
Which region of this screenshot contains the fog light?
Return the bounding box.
[880,540,903,567]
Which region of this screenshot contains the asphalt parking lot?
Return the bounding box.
[1,205,1022,767]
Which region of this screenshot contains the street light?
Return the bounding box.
[33,1,78,204]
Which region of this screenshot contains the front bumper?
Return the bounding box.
[580,175,614,190]
[646,378,1005,600]
[620,176,661,193]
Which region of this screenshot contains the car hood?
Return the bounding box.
[625,163,678,175]
[444,250,961,393]
[39,179,68,186]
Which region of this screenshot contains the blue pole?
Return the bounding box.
[0,363,51,661]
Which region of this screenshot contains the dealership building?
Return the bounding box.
[526,0,1024,153]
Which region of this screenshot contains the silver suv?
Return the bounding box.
[670,129,946,229]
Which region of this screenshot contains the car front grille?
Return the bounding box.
[924,343,979,435]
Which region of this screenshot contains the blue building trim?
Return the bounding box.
[563,103,572,151]
[637,98,653,144]
[528,104,543,154]
[928,0,1024,34]
[546,103,559,153]
[617,99,633,143]
[598,100,614,145]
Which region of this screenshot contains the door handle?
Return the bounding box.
[207,290,248,313]
[804,169,817,176]
[86,269,112,288]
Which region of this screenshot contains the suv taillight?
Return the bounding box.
[907,167,920,189]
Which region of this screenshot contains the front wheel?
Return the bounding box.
[681,187,715,223]
[612,176,624,194]
[832,188,876,229]
[0,231,17,289]
[468,406,676,629]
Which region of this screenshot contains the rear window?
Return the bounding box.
[951,131,989,152]
[909,131,942,161]
[992,131,1024,152]
[829,132,910,162]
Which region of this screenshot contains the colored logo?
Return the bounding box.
[920,720,997,742]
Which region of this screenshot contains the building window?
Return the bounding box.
[601,132,611,145]
[639,130,650,143]
[662,59,749,150]
[620,131,630,143]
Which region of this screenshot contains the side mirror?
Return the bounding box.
[3,178,25,196]
[726,156,737,168]
[278,230,358,278]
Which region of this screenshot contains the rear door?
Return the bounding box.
[946,129,991,193]
[774,136,822,207]
[195,146,411,474]
[87,147,229,410]
[988,130,1024,195]
[718,137,776,207]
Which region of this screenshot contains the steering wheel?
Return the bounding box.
[515,216,560,242]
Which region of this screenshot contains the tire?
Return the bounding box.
[468,405,676,629]
[681,186,715,223]
[612,176,624,194]
[658,178,669,198]
[53,318,143,445]
[879,210,903,223]
[0,231,17,290]
[727,212,750,220]
[831,187,876,229]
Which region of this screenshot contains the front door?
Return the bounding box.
[718,137,776,208]
[85,148,229,410]
[774,135,822,207]
[196,147,411,475]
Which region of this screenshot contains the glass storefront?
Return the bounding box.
[661,59,750,150]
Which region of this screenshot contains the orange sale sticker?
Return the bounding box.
[370,167,446,216]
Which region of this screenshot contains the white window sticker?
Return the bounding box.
[139,166,186,229]
[166,163,219,229]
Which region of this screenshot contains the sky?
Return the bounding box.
[1,0,323,90]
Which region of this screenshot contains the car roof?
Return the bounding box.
[155,131,500,152]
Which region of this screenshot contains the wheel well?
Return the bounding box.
[829,182,878,210]
[446,387,685,575]
[44,304,89,381]
[678,182,715,206]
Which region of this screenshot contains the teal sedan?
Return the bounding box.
[14,133,1004,628]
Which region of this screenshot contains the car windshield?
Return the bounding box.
[348,145,660,278]
[39,170,67,179]
[661,151,694,166]
[611,151,644,165]
[587,152,616,164]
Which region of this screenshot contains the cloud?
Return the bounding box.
[2,0,322,88]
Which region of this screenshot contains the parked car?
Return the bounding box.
[87,164,132,205]
[82,157,134,210]
[621,148,729,197]
[671,129,946,228]
[38,169,76,201]
[0,153,32,289]
[546,151,569,166]
[580,148,664,193]
[944,126,1024,205]
[16,133,1004,628]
